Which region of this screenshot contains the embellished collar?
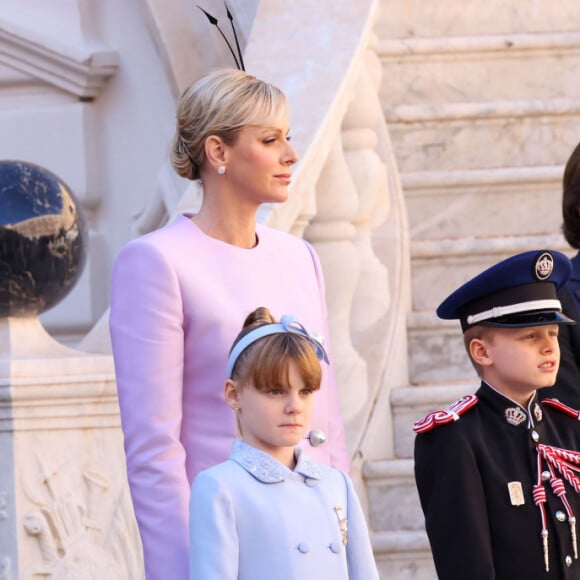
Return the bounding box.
[480,381,543,428]
[229,440,321,484]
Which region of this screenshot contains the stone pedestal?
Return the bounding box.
[0,317,142,580]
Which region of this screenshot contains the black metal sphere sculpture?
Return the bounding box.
[0,161,88,317]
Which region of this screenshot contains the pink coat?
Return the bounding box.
[109,215,350,580]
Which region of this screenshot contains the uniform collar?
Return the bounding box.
[230,440,321,483]
[479,381,543,428]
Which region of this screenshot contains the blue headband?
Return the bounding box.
[226,314,329,379]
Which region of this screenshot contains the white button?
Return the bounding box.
[329,542,341,554]
[566,555,573,567]
[297,543,309,554]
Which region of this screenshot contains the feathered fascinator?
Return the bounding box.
[197,2,246,71]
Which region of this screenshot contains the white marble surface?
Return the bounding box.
[405,168,563,241]
[378,32,580,106]
[388,102,580,173]
[366,472,424,531]
[376,0,580,38]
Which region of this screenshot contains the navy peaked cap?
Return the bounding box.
[437,250,575,332]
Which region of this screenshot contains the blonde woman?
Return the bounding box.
[109,69,349,580]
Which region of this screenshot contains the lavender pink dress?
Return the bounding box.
[109,215,350,580]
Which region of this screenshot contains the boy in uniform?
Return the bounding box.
[414,250,580,579]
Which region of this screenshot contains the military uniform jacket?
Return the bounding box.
[415,382,580,580]
[189,440,379,580]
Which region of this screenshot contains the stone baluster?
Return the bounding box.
[304,135,369,430]
[342,40,391,394]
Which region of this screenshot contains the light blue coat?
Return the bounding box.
[189,441,379,580]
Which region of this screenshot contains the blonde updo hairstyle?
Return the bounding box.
[229,307,322,392]
[170,69,288,180]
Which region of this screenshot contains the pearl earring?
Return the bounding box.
[217,165,226,175]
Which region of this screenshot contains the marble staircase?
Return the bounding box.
[368,2,580,577]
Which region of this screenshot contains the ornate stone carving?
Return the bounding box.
[22,456,142,579]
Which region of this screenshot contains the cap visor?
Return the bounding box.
[479,310,576,328]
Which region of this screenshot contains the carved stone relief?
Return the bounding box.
[22,455,142,579]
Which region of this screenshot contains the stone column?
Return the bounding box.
[304,137,369,434]
[341,43,392,444]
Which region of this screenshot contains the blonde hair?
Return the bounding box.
[230,307,322,392]
[170,69,288,180]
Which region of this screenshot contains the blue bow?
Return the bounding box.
[226,313,329,379]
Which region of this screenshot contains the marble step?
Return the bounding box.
[385,97,580,174]
[364,459,423,532]
[372,530,435,580]
[378,32,580,106]
[407,311,476,386]
[364,459,436,578]
[402,166,563,241]
[390,384,476,459]
[376,1,580,39]
[409,234,571,313]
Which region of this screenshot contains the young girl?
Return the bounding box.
[189,307,379,580]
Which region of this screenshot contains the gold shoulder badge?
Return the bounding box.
[414,395,479,434]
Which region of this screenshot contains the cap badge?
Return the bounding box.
[534,252,554,281]
[505,406,527,426]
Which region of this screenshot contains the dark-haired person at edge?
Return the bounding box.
[109,69,350,580]
[539,141,580,408]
